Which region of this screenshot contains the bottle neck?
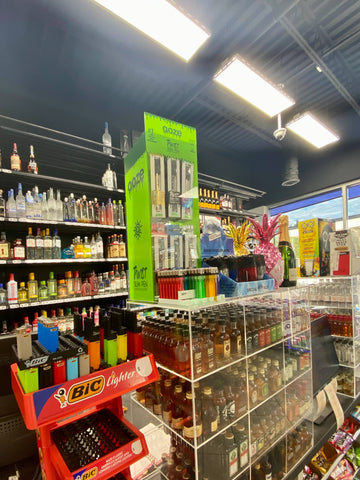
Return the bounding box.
[279,221,291,244]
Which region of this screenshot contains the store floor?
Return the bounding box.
[0,393,161,480]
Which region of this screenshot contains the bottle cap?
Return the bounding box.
[40,281,46,286]
[164,379,172,387]
[186,392,193,400]
[49,272,54,279]
[19,282,25,287]
[203,387,212,395]
[9,273,14,281]
[174,385,182,394]
[28,272,35,280]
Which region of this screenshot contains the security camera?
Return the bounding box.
[273,127,287,141]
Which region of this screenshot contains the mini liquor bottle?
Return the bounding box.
[215,319,231,362]
[162,378,173,424]
[43,228,52,259]
[153,380,162,416]
[191,329,203,378]
[47,272,57,298]
[202,387,218,439]
[52,229,61,259]
[38,280,49,301]
[0,190,5,218]
[65,271,75,297]
[171,385,185,432]
[10,143,21,171]
[57,279,68,299]
[0,232,10,259]
[233,424,248,469]
[27,145,38,174]
[221,432,239,479]
[25,227,36,260]
[13,239,25,260]
[27,272,38,302]
[201,327,216,373]
[229,318,242,356]
[119,234,126,257]
[81,277,91,296]
[0,283,7,305]
[182,391,202,443]
[17,282,28,303]
[35,228,43,259]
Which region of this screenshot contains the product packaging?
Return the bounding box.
[166,157,181,218]
[181,161,194,220]
[150,154,166,218]
[298,218,333,277]
[330,228,360,275]
[152,235,168,271]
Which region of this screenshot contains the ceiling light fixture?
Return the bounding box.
[286,112,339,148]
[92,0,210,61]
[214,56,295,117]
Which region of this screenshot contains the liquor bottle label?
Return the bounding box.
[0,244,9,258]
[14,246,25,258]
[183,423,202,439]
[250,440,257,457]
[224,339,231,359]
[277,375,282,387]
[236,336,242,353]
[228,447,238,477]
[171,417,183,430]
[262,383,268,398]
[257,434,264,451]
[288,268,297,281]
[251,390,257,405]
[163,410,172,423]
[44,239,52,248]
[153,403,162,415]
[240,441,248,467]
[26,239,35,248]
[210,419,218,432]
[227,400,235,420]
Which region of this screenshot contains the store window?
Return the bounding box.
[270,189,343,258]
[347,183,360,228]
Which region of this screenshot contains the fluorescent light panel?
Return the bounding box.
[214,57,295,117]
[93,0,210,61]
[287,113,339,148]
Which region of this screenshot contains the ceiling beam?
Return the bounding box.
[272,6,360,116]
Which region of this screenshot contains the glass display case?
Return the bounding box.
[299,275,360,398]
[128,287,313,480]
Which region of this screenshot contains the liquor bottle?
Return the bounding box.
[93,198,100,224]
[40,192,48,220]
[112,200,118,225]
[199,188,204,208]
[25,190,34,218]
[32,186,42,219]
[38,281,49,301]
[47,272,57,298]
[0,190,5,218]
[7,273,17,304]
[215,319,231,362]
[120,264,127,291]
[73,271,82,296]
[43,228,53,259]
[201,327,216,373]
[27,145,38,174]
[233,424,249,469]
[65,271,75,297]
[202,387,218,439]
[252,463,264,480]
[68,193,76,221]
[279,215,297,287]
[57,279,68,298]
[27,272,38,302]
[0,283,7,305]
[99,202,106,224]
[162,378,173,424]
[191,330,203,378]
[215,191,220,210]
[117,200,125,226]
[0,232,10,259]
[221,432,239,479]
[229,318,242,356]
[182,391,202,443]
[56,190,63,221]
[17,282,28,304]
[106,198,114,225]
[10,143,21,171]
[102,121,112,155]
[13,238,25,260]
[96,232,104,258]
[15,183,26,218]
[113,264,121,291]
[6,189,16,218]
[153,380,162,416]
[52,229,61,259]
[119,234,126,257]
[171,385,185,432]
[83,236,91,258]
[34,228,43,259]
[81,195,89,223]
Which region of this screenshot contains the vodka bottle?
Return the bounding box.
[40,192,48,220]
[52,229,61,259]
[6,189,16,218]
[90,235,97,258]
[47,187,56,219]
[96,232,104,258]
[63,197,69,221]
[25,190,34,218]
[15,183,26,218]
[32,186,42,219]
[117,200,125,226]
[56,189,63,221]
[68,193,76,221]
[0,190,5,218]
[102,122,112,155]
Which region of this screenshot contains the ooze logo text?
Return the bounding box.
[127,168,144,194]
[162,125,182,138]
[54,376,105,408]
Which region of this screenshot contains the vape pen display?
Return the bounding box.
[150,154,166,218]
[167,157,181,219]
[181,161,194,220]
[51,409,137,473]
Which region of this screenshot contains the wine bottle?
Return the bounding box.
[279,214,297,287]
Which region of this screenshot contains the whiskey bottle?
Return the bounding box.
[182,391,202,443]
[10,143,21,171]
[215,319,231,362]
[171,385,185,432]
[202,387,218,439]
[27,145,38,174]
[0,232,10,259]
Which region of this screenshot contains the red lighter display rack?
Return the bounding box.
[11,354,159,480]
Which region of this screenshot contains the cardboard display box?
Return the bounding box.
[330,228,360,276]
[298,218,333,277]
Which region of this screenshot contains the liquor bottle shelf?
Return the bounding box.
[199,207,253,218]
[0,167,124,194]
[0,290,129,311]
[0,216,126,230]
[130,392,249,451]
[249,367,312,414]
[0,256,128,265]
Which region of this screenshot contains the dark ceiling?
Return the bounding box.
[1,0,360,208]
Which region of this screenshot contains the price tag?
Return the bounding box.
[31,302,40,306]
[0,217,4,222]
[8,218,17,222]
[2,168,12,173]
[9,304,19,309]
[12,260,21,264]
[0,260,7,264]
[0,305,7,310]
[19,303,29,308]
